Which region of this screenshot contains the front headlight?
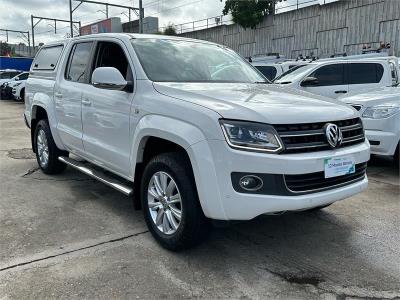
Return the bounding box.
[220,119,283,153]
[362,103,400,119]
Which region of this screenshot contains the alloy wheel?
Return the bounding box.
[36,129,49,167]
[147,171,182,235]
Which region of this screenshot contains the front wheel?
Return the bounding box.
[34,119,68,174]
[141,152,209,251]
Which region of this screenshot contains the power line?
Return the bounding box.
[146,0,202,17]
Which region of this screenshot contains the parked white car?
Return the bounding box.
[10,72,29,101]
[0,69,23,85]
[274,59,398,98]
[25,34,370,250]
[340,85,399,163]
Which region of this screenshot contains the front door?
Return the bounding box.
[303,63,348,99]
[81,40,134,177]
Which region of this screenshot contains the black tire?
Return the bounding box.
[34,119,68,174]
[394,143,399,168]
[141,152,210,251]
[20,88,25,102]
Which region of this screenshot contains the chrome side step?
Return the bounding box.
[58,156,133,196]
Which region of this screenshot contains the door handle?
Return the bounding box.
[335,90,347,94]
[82,98,92,106]
[54,92,63,98]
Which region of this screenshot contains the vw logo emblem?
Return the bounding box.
[324,123,343,148]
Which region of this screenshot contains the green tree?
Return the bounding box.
[222,0,283,29]
[163,24,177,36]
[0,42,14,56]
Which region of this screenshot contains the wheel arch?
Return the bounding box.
[30,95,65,152]
[130,115,208,212]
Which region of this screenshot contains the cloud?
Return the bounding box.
[0,0,226,45]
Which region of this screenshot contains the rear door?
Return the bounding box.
[81,39,134,176]
[347,62,385,94]
[302,63,348,98]
[54,41,94,153]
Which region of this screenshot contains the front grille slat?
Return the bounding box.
[276,118,365,154]
[341,124,363,132]
[285,163,367,193]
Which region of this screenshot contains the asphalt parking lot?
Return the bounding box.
[0,100,399,300]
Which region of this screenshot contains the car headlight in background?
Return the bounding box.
[220,119,283,153]
[362,103,400,119]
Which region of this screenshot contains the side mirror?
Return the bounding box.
[91,67,127,91]
[15,77,20,81]
[301,76,318,87]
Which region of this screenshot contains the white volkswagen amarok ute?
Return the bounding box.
[24,34,370,250]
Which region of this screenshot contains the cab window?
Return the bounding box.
[91,41,132,81]
[65,42,94,83]
[33,45,64,70]
[0,72,19,79]
[348,63,384,84]
[254,66,277,81]
[309,64,345,86]
[17,73,29,80]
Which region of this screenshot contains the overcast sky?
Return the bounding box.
[0,0,226,44]
[0,0,335,45]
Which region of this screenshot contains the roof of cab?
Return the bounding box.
[41,33,220,47]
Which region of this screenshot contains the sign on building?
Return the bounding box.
[80,18,122,36]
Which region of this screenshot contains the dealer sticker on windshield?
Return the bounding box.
[324,157,355,178]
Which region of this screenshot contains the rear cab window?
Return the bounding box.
[32,45,64,70]
[348,63,384,84]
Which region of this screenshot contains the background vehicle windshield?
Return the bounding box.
[274,64,316,84]
[131,39,266,83]
[273,65,306,82]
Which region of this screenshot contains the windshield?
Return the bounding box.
[0,72,16,79]
[131,38,266,83]
[274,64,316,84]
[273,64,306,82]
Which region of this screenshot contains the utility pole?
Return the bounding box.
[139,0,143,33]
[31,15,35,48]
[69,0,73,37]
[0,28,31,56]
[31,15,80,48]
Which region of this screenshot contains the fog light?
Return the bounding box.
[239,175,263,191]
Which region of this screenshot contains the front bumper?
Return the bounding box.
[366,130,399,156]
[363,115,400,156]
[189,139,370,220]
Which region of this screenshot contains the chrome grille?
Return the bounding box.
[284,162,367,193]
[275,118,365,154]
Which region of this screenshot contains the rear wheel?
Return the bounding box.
[34,119,68,174]
[394,142,399,167]
[141,152,209,251]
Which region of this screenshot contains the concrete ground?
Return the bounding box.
[0,100,399,300]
